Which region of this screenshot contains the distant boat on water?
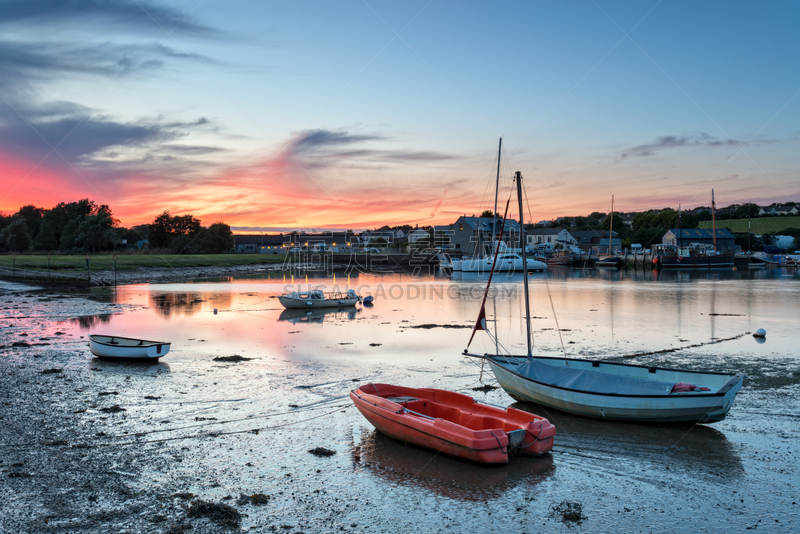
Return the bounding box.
[278,289,360,309]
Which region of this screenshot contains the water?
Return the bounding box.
[44,267,800,531]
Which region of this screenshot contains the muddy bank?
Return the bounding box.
[1,262,328,287]
[2,279,799,533]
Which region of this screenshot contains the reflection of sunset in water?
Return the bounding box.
[62,268,800,370]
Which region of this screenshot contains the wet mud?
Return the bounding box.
[1,278,799,533]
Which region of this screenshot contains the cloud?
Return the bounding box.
[278,129,455,172]
[619,133,777,161]
[0,0,214,35]
[0,40,214,95]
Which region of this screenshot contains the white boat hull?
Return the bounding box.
[484,355,743,423]
[89,335,170,361]
[279,296,359,309]
[457,256,547,273]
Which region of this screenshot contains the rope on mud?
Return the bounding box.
[0,399,352,450]
[1,404,354,451]
[104,405,353,447]
[608,331,750,361]
[106,398,352,439]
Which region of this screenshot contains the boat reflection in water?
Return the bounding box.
[511,402,743,480]
[277,307,361,324]
[354,430,555,502]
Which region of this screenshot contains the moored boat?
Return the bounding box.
[595,256,624,268]
[350,383,555,464]
[654,246,735,268]
[89,335,170,361]
[481,355,744,423]
[278,289,360,309]
[459,252,547,273]
[465,172,745,424]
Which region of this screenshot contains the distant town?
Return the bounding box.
[231,203,800,256]
[1,200,798,255]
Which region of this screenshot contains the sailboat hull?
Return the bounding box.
[484,356,743,424]
[657,251,735,268]
[457,255,547,272]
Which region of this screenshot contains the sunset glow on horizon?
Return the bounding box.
[1,1,797,231]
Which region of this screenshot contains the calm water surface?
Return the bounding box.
[59,267,799,532]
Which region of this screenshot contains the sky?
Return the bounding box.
[1,0,798,232]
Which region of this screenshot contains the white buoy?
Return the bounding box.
[753,328,766,338]
[213,308,218,315]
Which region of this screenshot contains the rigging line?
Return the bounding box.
[90,400,352,440]
[543,275,568,361]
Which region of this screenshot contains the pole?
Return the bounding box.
[712,189,717,252]
[491,138,502,255]
[86,254,90,283]
[113,255,117,287]
[48,254,51,280]
[609,195,614,255]
[515,172,533,358]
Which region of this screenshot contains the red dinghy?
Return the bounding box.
[350,383,555,465]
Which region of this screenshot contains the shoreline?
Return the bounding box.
[0,262,321,287]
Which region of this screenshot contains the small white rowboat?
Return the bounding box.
[89,335,171,361]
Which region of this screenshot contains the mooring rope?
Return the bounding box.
[608,332,750,360]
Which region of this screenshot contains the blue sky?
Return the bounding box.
[1,0,798,230]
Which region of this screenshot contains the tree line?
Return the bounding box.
[0,200,234,254]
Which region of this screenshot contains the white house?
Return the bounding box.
[408,228,431,244]
[526,228,577,248]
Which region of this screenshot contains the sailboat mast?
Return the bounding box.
[515,172,533,358]
[492,138,502,254]
[712,189,717,252]
[609,195,614,255]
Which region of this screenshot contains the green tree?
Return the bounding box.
[479,210,498,218]
[0,218,32,252]
[74,209,118,252]
[149,211,201,248]
[169,234,194,254]
[33,220,59,251]
[600,213,624,232]
[48,199,109,250]
[15,205,44,239]
[195,223,233,254]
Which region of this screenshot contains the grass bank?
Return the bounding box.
[0,253,287,273]
[699,216,800,233]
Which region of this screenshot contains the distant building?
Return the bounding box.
[662,228,735,251]
[447,216,521,255]
[758,205,799,216]
[233,234,290,253]
[525,228,576,248]
[408,228,431,244]
[570,230,621,254]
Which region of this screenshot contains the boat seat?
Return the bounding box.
[386,396,418,404]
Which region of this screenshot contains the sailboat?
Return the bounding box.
[655,190,735,268]
[595,195,624,268]
[451,139,547,273]
[464,173,745,424]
